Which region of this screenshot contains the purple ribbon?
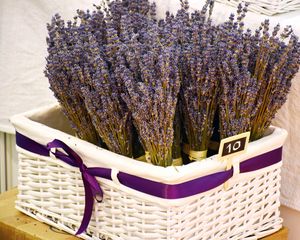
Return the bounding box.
[47,139,104,235]
[15,132,282,234]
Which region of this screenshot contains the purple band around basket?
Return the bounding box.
[15,132,282,235]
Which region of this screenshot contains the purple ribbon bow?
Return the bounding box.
[15,132,283,235]
[47,139,103,235]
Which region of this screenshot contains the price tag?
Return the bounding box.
[218,132,250,190]
[218,132,250,160]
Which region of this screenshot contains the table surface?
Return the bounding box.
[0,188,288,240]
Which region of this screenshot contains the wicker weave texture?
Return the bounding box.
[216,0,300,15]
[16,149,282,240]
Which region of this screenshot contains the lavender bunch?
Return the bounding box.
[249,21,300,140]
[45,14,99,145]
[67,9,134,157]
[80,29,133,157]
[217,3,300,140]
[178,1,219,160]
[217,4,259,139]
[119,35,181,166]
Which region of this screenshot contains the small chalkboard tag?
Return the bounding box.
[218,132,250,191]
[218,132,250,160]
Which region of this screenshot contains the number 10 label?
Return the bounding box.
[218,132,250,160]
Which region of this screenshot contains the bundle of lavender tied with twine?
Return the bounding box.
[118,21,181,166]
[217,3,300,140]
[45,0,300,167]
[176,0,219,161]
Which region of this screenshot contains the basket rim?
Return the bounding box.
[10,103,288,184]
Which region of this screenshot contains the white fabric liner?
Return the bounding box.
[1,0,300,209]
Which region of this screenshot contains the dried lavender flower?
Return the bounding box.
[45,14,100,145]
[120,41,181,167]
[217,3,300,141]
[178,0,219,160]
[250,28,300,140]
[45,0,159,156]
[45,0,300,168]
[217,5,259,138]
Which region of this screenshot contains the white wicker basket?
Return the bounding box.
[11,104,287,240]
[216,0,300,15]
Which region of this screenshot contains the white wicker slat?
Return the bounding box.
[25,191,53,198]
[216,0,300,15]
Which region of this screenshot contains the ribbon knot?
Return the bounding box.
[47,139,103,235]
[79,163,87,173]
